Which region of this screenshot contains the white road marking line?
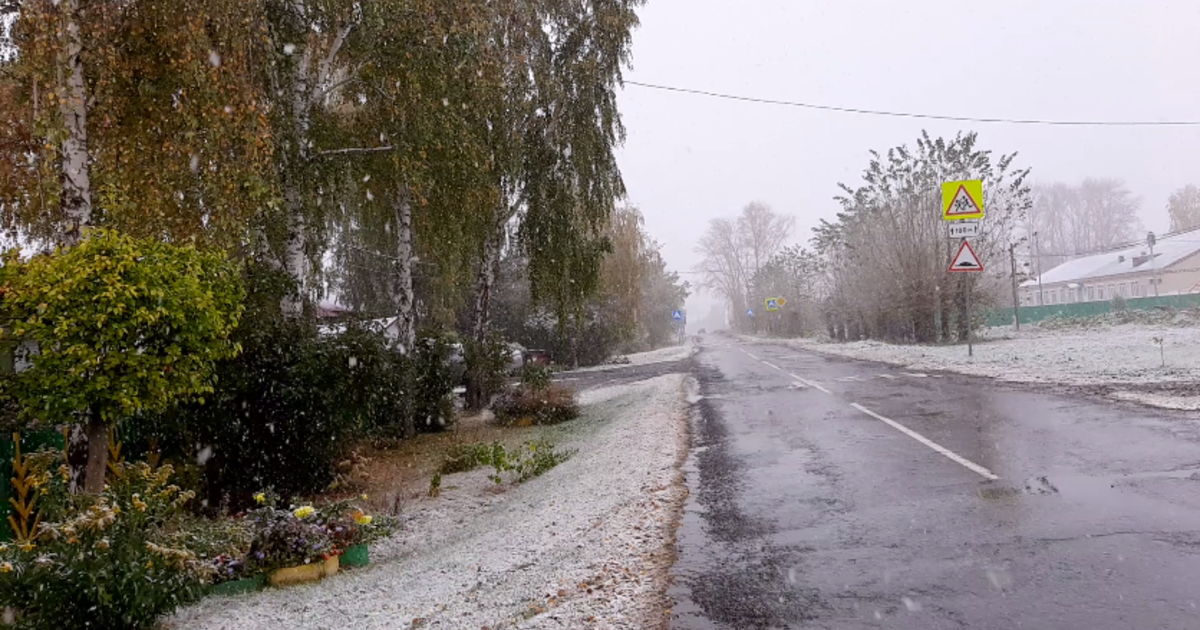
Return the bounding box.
[902,372,929,378]
[789,373,832,394]
[850,403,999,481]
[739,345,832,394]
[878,374,898,380]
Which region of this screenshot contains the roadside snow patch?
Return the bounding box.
[751,324,1200,410]
[570,343,695,374]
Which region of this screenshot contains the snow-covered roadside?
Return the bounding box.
[748,325,1200,411]
[169,373,690,630]
[568,342,696,373]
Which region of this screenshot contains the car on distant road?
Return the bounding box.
[524,349,552,367]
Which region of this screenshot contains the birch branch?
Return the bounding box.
[310,145,394,160]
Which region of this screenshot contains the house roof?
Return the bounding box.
[1023,227,1200,287]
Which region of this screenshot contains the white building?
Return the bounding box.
[1021,227,1200,306]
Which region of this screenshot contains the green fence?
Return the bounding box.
[985,294,1200,327]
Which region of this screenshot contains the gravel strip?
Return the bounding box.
[168,373,690,630]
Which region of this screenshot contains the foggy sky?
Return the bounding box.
[615,0,1200,324]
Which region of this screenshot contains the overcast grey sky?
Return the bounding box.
[615,0,1200,322]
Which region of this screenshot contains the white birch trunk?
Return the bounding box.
[57,0,95,493]
[58,0,92,247]
[280,32,314,318]
[392,184,416,354]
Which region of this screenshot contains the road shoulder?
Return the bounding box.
[169,373,690,630]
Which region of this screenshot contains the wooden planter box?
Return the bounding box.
[268,556,339,587]
[207,574,265,597]
[341,544,369,568]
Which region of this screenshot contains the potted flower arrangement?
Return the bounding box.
[244,495,338,587]
[317,496,398,569]
[206,553,265,596]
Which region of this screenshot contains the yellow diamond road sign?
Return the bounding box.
[942,180,984,221]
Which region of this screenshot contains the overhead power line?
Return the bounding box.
[624,81,1200,127]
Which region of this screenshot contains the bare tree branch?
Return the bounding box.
[310,145,394,160]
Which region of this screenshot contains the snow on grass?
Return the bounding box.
[169,373,689,630]
[568,342,696,373]
[752,324,1200,410]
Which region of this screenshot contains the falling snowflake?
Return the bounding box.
[283,43,296,55]
[208,50,221,68]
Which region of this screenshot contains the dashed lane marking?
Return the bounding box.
[790,373,832,394]
[739,347,832,394]
[850,403,999,480]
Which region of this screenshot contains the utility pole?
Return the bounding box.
[1148,231,1159,297]
[1009,242,1021,330]
[1033,231,1045,306]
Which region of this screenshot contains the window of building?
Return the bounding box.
[1088,286,1096,301]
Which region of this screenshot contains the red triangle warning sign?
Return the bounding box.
[948,240,983,273]
[945,185,984,218]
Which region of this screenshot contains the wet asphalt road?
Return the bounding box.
[668,335,1200,630]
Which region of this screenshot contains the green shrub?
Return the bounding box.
[0,462,207,630]
[436,440,574,485]
[493,383,580,427]
[520,364,552,391]
[439,442,501,475]
[464,333,512,409]
[0,231,244,492]
[412,333,459,432]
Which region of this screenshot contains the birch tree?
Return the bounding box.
[465,0,644,406]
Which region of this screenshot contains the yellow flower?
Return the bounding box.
[254,492,266,504]
[293,505,315,519]
[354,513,373,526]
[131,494,147,512]
[360,494,368,501]
[0,562,11,573]
[17,541,35,552]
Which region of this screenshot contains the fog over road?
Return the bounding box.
[669,335,1200,630]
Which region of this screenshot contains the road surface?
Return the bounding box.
[669,335,1200,630]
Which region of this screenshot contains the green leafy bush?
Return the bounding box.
[436,440,574,484]
[464,333,512,409]
[0,230,244,492]
[412,333,459,433]
[493,383,580,427]
[0,462,207,630]
[520,364,553,391]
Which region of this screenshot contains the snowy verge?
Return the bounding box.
[743,325,1200,411]
[567,342,696,373]
[168,373,690,630]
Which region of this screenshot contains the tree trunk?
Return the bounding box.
[280,41,314,318]
[392,184,416,354]
[83,415,108,494]
[65,425,89,493]
[466,207,505,410]
[58,0,92,247]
